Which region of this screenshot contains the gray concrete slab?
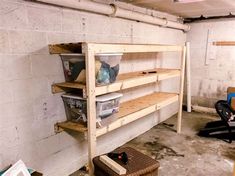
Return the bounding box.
[123,111,234,176]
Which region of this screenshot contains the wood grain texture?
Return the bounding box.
[56,92,178,137]
[51,68,181,96]
[99,155,127,175]
[213,41,235,46]
[177,45,186,133]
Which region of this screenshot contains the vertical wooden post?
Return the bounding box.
[83,43,97,175]
[186,42,192,112]
[177,45,186,133]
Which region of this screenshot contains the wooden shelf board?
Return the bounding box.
[88,43,183,53]
[52,68,180,96]
[56,121,87,133]
[56,92,178,136]
[48,42,183,54]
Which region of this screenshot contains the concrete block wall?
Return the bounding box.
[0,0,186,175]
[187,20,235,108]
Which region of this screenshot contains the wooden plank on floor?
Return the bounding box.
[99,155,127,175]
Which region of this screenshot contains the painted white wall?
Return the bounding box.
[0,0,186,175]
[187,19,235,108]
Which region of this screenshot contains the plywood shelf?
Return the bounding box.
[51,68,180,96]
[56,92,178,136]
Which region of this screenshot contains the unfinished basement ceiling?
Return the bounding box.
[118,0,235,18]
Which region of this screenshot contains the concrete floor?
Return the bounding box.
[72,111,235,176]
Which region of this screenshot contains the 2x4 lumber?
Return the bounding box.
[99,155,127,175]
[56,121,87,133]
[213,41,235,46]
[51,69,180,95]
[52,82,86,97]
[55,92,178,137]
[49,43,82,54]
[96,92,179,137]
[84,43,97,175]
[48,43,183,54]
[177,45,187,133]
[84,43,183,54]
[96,68,177,95]
[186,42,192,112]
[157,69,180,81]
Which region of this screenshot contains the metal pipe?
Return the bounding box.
[184,13,235,23]
[35,0,190,31]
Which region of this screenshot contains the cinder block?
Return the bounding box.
[0,144,18,170]
[57,132,84,151]
[38,143,87,176]
[62,9,83,33]
[2,54,32,80]
[8,31,48,54]
[191,79,200,97]
[11,78,33,102]
[108,18,132,37]
[208,68,228,81]
[84,13,111,35]
[47,32,78,44]
[27,5,62,31]
[0,102,15,129]
[0,30,10,54]
[0,125,20,148]
[30,77,50,99]
[0,55,9,81]
[11,99,34,124]
[35,135,60,159]
[31,54,62,77]
[0,1,28,30]
[0,81,13,105]
[2,100,33,120]
[191,67,209,80]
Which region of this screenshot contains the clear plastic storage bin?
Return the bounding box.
[60,54,85,82]
[61,93,123,124]
[60,53,122,85]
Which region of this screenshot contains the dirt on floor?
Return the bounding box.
[124,111,234,176]
[71,111,235,176]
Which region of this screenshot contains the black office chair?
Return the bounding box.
[198,88,235,143]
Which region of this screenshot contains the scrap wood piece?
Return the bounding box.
[99,155,127,175]
[213,41,235,46]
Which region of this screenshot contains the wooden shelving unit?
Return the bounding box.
[49,42,186,175]
[55,92,179,136]
[52,68,180,97]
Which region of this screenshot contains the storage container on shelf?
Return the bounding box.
[60,53,122,85]
[61,93,123,126]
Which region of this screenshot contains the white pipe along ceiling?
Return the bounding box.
[34,0,190,31]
